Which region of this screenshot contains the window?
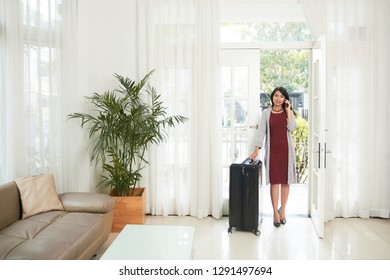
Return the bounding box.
[221,22,313,42]
[22,0,62,174]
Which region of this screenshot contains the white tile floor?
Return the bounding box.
[95,215,390,260]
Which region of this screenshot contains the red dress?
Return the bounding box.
[269,111,288,184]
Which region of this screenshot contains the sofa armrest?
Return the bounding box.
[58,192,115,214]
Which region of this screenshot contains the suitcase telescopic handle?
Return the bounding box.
[244,157,259,165]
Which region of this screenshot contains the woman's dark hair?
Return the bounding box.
[270,86,297,117]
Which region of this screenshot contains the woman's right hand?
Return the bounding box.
[249,147,259,160]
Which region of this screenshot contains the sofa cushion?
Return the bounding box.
[0,211,66,239]
[1,212,104,260]
[59,192,115,213]
[15,174,64,219]
[0,235,25,259]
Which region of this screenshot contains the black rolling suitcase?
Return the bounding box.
[228,158,262,236]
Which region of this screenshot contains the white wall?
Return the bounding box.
[77,0,137,95]
[76,0,138,191]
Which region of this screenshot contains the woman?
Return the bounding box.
[249,87,297,227]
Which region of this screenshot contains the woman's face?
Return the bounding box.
[273,90,285,107]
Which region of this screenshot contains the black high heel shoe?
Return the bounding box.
[273,212,281,228]
[278,207,286,225]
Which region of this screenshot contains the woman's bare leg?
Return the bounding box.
[271,184,280,224]
[279,184,290,222]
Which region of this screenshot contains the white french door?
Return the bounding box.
[220,49,260,210]
[309,36,329,238]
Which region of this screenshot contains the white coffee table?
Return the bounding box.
[100,224,195,260]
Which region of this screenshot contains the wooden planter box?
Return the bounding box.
[111,187,146,232]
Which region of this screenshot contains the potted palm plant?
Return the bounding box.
[68,70,188,231]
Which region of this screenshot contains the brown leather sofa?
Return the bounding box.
[0,181,115,260]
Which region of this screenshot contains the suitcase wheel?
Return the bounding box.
[253,229,261,236]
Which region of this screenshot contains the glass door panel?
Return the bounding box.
[220,50,260,200]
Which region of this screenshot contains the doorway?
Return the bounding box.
[260,49,310,217]
[221,48,310,217]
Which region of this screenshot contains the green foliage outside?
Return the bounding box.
[292,116,309,183]
[221,22,313,42]
[260,50,309,95]
[242,22,313,42]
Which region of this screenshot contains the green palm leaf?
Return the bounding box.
[68,70,188,196]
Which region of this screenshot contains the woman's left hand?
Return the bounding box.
[284,99,291,109]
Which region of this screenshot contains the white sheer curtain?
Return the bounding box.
[0,0,24,183]
[300,0,326,40]
[302,0,390,219]
[0,0,79,193]
[137,0,222,218]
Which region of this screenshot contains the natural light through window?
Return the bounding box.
[22,0,62,175]
[221,22,313,42]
